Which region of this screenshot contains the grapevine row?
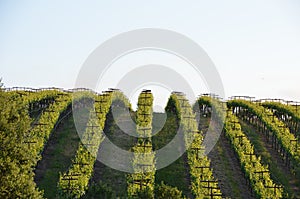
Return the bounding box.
[127,90,155,198]
[19,91,72,169]
[261,101,300,136]
[173,93,222,199]
[225,112,283,198]
[228,100,300,175]
[199,96,284,198]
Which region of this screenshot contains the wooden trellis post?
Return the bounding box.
[23,140,37,149]
[141,112,151,121]
[92,111,102,115]
[95,96,108,113]
[55,98,68,103]
[137,101,152,108]
[138,92,152,121]
[137,139,152,152]
[195,166,210,179]
[228,121,240,130]
[44,109,55,113]
[103,90,113,95]
[136,163,153,173]
[191,130,201,135]
[139,94,152,102]
[244,152,255,161]
[108,88,120,92]
[183,115,195,128]
[264,185,283,195]
[142,89,151,93]
[43,109,56,120]
[254,170,269,179]
[61,173,81,193]
[266,113,276,122]
[173,91,185,96]
[203,187,222,199]
[95,97,108,104]
[179,98,189,111]
[290,139,298,152]
[138,127,152,137]
[81,142,97,151]
[73,161,89,171]
[293,102,300,113]
[85,125,99,140]
[132,176,151,192]
[276,125,286,150]
[33,123,48,127]
[190,146,205,160]
[181,101,190,109]
[200,180,221,199]
[16,91,28,96]
[235,135,246,145]
[57,93,67,96]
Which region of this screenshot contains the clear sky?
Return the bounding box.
[1,1,300,105]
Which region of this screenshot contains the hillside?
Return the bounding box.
[0,88,299,198]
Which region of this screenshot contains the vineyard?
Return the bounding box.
[1,87,300,199]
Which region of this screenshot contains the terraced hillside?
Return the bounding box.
[1,87,299,198]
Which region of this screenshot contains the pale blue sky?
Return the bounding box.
[1,0,300,102]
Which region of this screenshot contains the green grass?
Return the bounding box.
[154,157,189,197]
[215,140,242,197]
[153,112,190,198]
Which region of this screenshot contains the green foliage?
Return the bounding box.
[127,91,155,198]
[152,113,178,150]
[224,111,283,198]
[1,85,295,199]
[174,94,222,199]
[0,90,43,198]
[165,94,181,121]
[202,97,283,198]
[58,91,132,198]
[58,93,112,198]
[0,87,72,198]
[228,100,300,174]
[135,187,154,199]
[0,78,3,89]
[262,101,300,124]
[81,182,115,199]
[195,96,227,123]
[153,110,190,196]
[155,182,183,199]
